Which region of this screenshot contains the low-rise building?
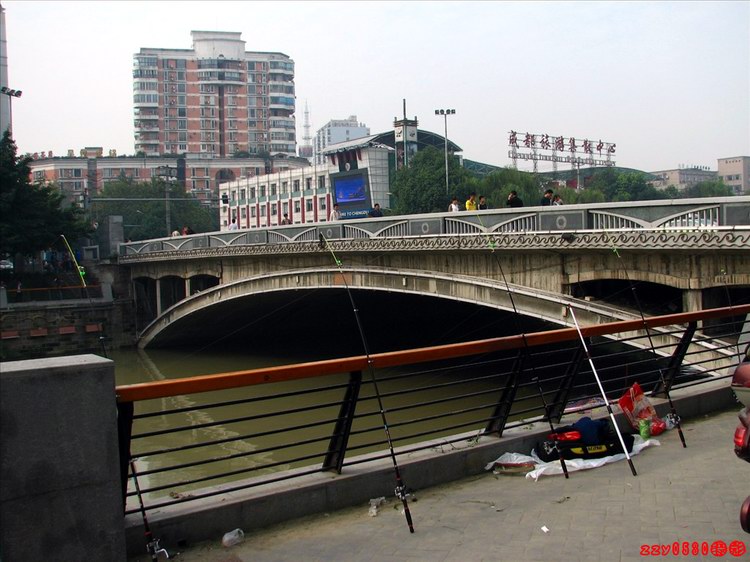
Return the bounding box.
[717,156,750,194]
[27,149,309,207]
[219,122,462,231]
[649,166,717,191]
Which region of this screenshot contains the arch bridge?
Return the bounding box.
[119,197,750,349]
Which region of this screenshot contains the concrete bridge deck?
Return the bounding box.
[129,406,749,562]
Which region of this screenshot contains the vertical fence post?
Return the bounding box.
[651,321,697,397]
[485,352,524,436]
[322,371,362,473]
[117,400,134,511]
[550,343,585,422]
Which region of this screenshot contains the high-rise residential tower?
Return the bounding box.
[133,30,296,158]
[313,116,369,164]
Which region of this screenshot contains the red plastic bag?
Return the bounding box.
[618,382,660,430]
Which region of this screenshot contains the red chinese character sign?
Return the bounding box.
[507,130,616,178]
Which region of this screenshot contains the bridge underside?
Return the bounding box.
[138,267,702,353]
[144,288,554,357]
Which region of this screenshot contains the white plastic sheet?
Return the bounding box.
[485,435,659,481]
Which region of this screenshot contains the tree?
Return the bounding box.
[681,180,733,199]
[92,177,218,241]
[391,146,473,214]
[475,167,541,209]
[0,130,91,259]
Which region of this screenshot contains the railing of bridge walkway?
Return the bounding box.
[118,196,750,257]
[116,304,750,515]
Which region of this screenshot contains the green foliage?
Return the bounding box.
[93,178,218,241]
[0,130,91,257]
[681,180,732,198]
[475,168,541,209]
[391,147,473,213]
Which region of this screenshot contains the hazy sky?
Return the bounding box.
[3,0,749,172]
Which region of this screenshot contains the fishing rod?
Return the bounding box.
[61,233,114,357]
[476,218,570,477]
[129,459,170,560]
[318,233,415,533]
[535,376,569,478]
[568,306,638,476]
[606,237,686,448]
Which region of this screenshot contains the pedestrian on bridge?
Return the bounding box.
[448,197,461,212]
[506,191,524,208]
[465,192,478,211]
[329,204,341,221]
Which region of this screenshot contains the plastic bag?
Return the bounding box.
[618,382,659,429]
[222,528,245,547]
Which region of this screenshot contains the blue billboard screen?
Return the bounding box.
[334,174,367,203]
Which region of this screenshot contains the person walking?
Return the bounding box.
[465,192,478,211]
[506,191,524,208]
[329,203,341,221]
[540,189,554,206]
[448,197,461,212]
[368,204,383,218]
[552,194,563,206]
[478,195,488,210]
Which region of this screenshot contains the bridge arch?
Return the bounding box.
[138,267,644,349]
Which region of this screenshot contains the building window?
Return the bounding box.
[293,179,300,192]
[319,197,326,210]
[294,200,301,213]
[270,183,277,196]
[306,177,312,190]
[306,199,313,212]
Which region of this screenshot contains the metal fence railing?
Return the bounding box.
[116,304,750,515]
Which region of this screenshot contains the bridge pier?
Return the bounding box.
[683,289,704,329]
[155,277,163,316]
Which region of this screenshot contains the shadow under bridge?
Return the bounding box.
[138,267,650,351]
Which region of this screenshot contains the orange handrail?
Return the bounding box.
[115,304,750,403]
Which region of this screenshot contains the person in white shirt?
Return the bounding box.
[448,197,461,212]
[329,204,341,221]
[228,218,238,230]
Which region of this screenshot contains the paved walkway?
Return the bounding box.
[132,408,749,562]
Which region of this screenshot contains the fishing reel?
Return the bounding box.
[394,484,411,502]
[147,537,170,560]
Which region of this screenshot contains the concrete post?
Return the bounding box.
[185,277,191,298]
[0,355,126,561]
[155,277,163,316]
[683,289,703,329]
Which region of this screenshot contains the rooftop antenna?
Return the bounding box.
[303,101,312,146]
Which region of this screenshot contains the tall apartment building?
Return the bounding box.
[313,115,369,164]
[134,30,297,158]
[717,156,750,194]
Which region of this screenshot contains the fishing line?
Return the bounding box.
[56,234,114,357]
[605,234,686,448]
[318,232,415,533]
[568,306,638,476]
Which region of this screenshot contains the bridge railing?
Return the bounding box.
[119,196,750,257]
[116,304,750,516]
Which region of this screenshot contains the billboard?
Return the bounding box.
[330,169,372,219]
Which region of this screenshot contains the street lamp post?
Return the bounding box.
[156,165,176,236]
[434,109,455,194]
[1,86,23,135]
